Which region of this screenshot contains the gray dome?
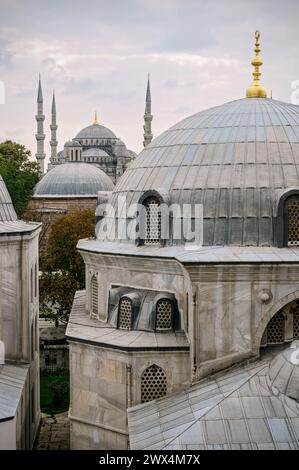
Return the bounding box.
[268,341,299,402]
[75,123,116,140]
[34,162,114,198]
[0,175,17,221]
[112,97,299,246]
[82,148,109,158]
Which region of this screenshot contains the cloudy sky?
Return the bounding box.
[0,0,298,165]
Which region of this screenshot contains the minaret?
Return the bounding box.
[143,74,153,147]
[50,90,58,164]
[35,74,46,173]
[246,31,267,98]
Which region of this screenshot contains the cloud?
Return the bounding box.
[0,0,298,160]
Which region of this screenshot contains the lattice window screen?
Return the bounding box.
[91,276,98,316]
[118,297,132,330]
[144,198,161,245]
[156,299,173,330]
[293,300,299,340]
[141,364,167,403]
[288,201,299,246]
[266,311,285,344]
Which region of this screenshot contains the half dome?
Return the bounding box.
[34,162,114,198]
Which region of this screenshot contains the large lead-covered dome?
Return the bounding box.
[112,97,299,246]
[34,162,114,198]
[75,123,116,140]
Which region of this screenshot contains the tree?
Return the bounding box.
[0,140,40,216]
[40,210,95,324]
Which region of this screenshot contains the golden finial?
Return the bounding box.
[246,30,267,98]
[93,111,99,125]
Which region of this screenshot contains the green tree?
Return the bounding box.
[40,210,95,324]
[0,140,40,216]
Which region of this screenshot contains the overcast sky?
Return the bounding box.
[0,0,298,164]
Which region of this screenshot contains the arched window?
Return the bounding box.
[266,311,285,344]
[287,199,299,245]
[30,267,33,303]
[144,197,161,245]
[118,297,132,330]
[156,299,173,330]
[141,364,167,403]
[91,275,98,316]
[34,262,38,298]
[292,300,299,340]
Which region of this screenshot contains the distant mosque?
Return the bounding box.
[34,75,154,182]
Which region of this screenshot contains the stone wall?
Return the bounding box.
[0,228,41,448]
[24,197,97,252]
[186,263,299,379]
[69,341,189,450]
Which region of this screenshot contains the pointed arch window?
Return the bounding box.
[91,275,98,316]
[144,196,161,245]
[141,364,167,403]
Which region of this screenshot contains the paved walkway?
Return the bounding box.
[36,412,70,450]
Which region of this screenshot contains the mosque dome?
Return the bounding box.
[75,123,116,140]
[34,162,114,198]
[268,341,299,402]
[112,97,299,246]
[0,175,17,221]
[82,148,110,158]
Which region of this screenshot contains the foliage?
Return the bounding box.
[0,140,40,216]
[40,210,95,324]
[49,381,70,406]
[40,371,69,414]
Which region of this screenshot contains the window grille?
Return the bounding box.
[266,311,285,344]
[118,297,132,330]
[293,300,299,340]
[91,276,98,316]
[144,197,161,245]
[288,201,299,246]
[141,364,167,403]
[156,299,173,330]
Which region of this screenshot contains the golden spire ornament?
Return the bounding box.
[246,30,267,98]
[93,111,99,125]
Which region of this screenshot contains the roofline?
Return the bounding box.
[66,335,190,352]
[77,246,299,265]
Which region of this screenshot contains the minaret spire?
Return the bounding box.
[35,74,46,173]
[50,90,58,165]
[246,30,267,98]
[143,73,153,147]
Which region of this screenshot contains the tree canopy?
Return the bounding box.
[40,210,95,324]
[0,140,40,216]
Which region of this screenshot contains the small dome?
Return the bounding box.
[268,341,299,401]
[34,162,114,198]
[82,148,109,158]
[0,175,17,221]
[75,123,116,140]
[64,140,73,148]
[70,140,81,148]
